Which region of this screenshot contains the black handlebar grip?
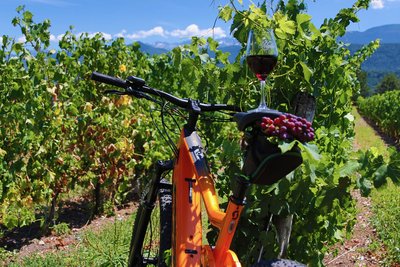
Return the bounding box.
[91,72,127,88]
[127,75,146,87]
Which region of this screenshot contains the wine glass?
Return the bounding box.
[246,28,278,111]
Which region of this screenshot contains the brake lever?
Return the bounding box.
[126,87,147,99]
[127,86,163,104]
[104,88,146,98]
[105,87,162,105]
[104,89,127,95]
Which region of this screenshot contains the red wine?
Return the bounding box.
[247,55,278,81]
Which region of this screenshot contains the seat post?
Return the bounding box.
[231,175,251,205]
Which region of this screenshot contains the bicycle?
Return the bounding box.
[90,71,307,267]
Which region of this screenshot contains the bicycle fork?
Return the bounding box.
[128,160,173,267]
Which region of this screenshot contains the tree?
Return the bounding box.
[376,72,400,94]
[356,69,371,98]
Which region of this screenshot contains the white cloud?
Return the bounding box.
[115,30,127,38]
[17,36,26,43]
[126,26,166,39]
[50,34,57,42]
[112,24,226,40]
[57,34,66,40]
[371,0,384,9]
[48,24,227,43]
[169,24,226,39]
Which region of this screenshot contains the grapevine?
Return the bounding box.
[0,2,396,266]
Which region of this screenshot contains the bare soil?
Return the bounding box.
[0,197,137,265]
[323,109,398,267]
[323,190,387,266]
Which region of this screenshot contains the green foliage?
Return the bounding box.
[0,1,395,265]
[371,181,400,264]
[0,6,166,228]
[357,90,400,142]
[352,107,400,265]
[6,216,134,267]
[375,72,400,94]
[0,247,15,265]
[219,0,382,265]
[355,70,371,98]
[355,147,400,195]
[50,222,71,236]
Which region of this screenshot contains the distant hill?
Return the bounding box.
[341,24,400,44]
[138,25,400,88]
[350,43,400,88]
[350,43,400,72]
[137,41,169,55]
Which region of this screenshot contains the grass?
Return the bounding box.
[352,106,400,265]
[370,181,400,264]
[352,106,389,156]
[5,200,174,267]
[5,215,135,267]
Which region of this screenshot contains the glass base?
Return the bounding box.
[248,104,270,112]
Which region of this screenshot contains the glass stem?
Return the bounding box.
[259,79,267,110]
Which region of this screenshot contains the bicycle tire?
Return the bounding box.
[252,259,306,267]
[128,179,172,267]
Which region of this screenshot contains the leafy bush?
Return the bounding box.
[358,90,400,142]
[50,222,71,236]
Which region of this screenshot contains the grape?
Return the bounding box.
[287,121,295,129]
[279,132,288,140]
[261,122,267,130]
[260,113,315,142]
[262,117,273,124]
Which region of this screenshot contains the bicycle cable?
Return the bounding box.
[148,102,179,157]
[160,102,180,157]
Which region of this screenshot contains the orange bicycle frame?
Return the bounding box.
[172,127,248,267]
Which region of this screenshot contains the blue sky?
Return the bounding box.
[1,0,400,45]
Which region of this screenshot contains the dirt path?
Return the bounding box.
[323,190,386,266]
[0,199,137,265]
[323,108,391,266]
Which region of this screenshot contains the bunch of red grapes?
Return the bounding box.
[260,113,315,142]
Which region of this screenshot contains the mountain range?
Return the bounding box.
[340,24,400,44]
[343,25,400,87]
[138,24,400,88]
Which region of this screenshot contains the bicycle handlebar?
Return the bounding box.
[91,71,128,88]
[91,71,241,113]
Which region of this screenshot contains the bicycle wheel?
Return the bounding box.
[128,179,172,267]
[252,259,306,267]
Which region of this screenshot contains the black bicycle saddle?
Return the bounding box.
[233,109,283,131]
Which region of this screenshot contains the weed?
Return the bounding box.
[50,222,71,236]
